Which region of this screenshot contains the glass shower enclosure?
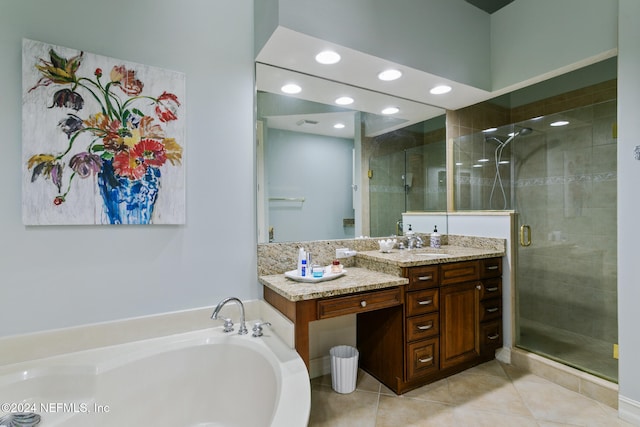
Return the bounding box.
[367,117,447,237]
[453,100,618,382]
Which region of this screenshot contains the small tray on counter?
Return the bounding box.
[284,268,346,283]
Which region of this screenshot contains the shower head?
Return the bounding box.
[484,127,533,145]
[518,127,533,136]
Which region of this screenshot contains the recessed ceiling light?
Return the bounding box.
[335,96,354,105]
[478,158,490,163]
[334,123,345,129]
[482,127,498,133]
[378,69,402,81]
[499,160,510,164]
[550,120,570,127]
[455,162,464,166]
[473,164,483,168]
[430,85,452,95]
[315,50,341,64]
[382,107,399,115]
[281,84,301,94]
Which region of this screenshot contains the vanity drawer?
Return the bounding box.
[440,261,480,285]
[406,288,439,316]
[406,265,439,291]
[317,287,402,319]
[480,257,502,279]
[406,312,439,342]
[406,338,439,380]
[478,278,502,301]
[480,320,503,356]
[479,298,502,322]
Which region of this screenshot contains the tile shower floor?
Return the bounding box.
[518,319,618,382]
[308,360,631,427]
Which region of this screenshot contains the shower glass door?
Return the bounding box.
[513,100,618,382]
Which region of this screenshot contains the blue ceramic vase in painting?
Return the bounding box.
[97,160,160,224]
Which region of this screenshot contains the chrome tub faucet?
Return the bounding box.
[211,297,248,335]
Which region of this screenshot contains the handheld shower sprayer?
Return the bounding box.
[486,127,533,209]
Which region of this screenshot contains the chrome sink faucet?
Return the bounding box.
[407,234,423,249]
[211,297,248,335]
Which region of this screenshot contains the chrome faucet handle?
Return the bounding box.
[238,321,248,335]
[221,318,234,333]
[252,321,271,337]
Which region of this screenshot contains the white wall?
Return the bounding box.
[0,0,256,337]
[491,0,618,92]
[277,0,492,90]
[617,0,640,421]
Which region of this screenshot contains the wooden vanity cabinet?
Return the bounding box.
[358,257,503,395]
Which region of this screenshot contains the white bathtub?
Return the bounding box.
[0,326,310,427]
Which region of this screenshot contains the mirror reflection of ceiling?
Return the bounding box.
[256,63,445,138]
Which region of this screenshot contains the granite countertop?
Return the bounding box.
[356,245,505,268]
[259,267,408,302]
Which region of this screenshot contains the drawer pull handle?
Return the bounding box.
[487,266,499,270]
[488,333,500,340]
[360,300,367,308]
[418,299,433,305]
[418,356,434,364]
[486,307,499,313]
[418,275,433,281]
[486,287,499,292]
[417,324,433,330]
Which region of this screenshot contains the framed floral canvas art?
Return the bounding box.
[22,39,186,225]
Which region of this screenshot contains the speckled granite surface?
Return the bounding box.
[257,235,505,301]
[257,235,504,275]
[356,245,505,269]
[259,267,408,301]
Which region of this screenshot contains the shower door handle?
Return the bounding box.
[520,225,532,247]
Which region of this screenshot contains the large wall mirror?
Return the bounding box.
[256,63,447,243]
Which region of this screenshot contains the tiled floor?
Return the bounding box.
[309,360,632,427]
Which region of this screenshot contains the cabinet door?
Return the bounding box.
[440,281,480,370]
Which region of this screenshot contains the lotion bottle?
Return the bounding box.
[430,226,441,249]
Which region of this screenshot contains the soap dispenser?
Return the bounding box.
[430,226,441,249]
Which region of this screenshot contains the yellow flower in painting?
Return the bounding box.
[163,138,183,166]
[123,128,141,148]
[29,49,83,92]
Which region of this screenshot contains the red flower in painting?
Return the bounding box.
[133,138,167,168]
[112,139,166,180]
[155,91,180,122]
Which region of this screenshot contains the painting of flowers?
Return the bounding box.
[22,39,186,225]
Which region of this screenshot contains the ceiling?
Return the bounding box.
[256,27,491,113]
[464,0,514,14]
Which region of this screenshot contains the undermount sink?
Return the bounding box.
[399,250,452,259]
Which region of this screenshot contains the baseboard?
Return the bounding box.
[310,355,331,379]
[495,346,511,364]
[619,395,640,425]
